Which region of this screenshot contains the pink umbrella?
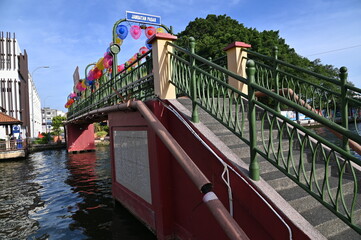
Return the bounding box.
[130,25,142,39]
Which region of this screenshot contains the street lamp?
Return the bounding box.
[31,66,49,138]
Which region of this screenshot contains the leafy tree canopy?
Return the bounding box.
[176,14,343,81]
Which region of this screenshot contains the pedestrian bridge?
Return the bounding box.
[65,31,361,239]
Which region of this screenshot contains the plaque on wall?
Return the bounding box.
[113,130,152,203]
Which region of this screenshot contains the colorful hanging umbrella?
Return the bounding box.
[156,27,165,33]
[145,26,156,39]
[128,53,138,64]
[116,24,128,40]
[92,67,102,80]
[102,53,112,68]
[77,80,87,91]
[118,64,125,73]
[145,39,152,49]
[115,37,123,46]
[130,25,142,39]
[96,57,105,70]
[85,79,95,86]
[139,46,149,55]
[68,92,77,99]
[103,55,113,69]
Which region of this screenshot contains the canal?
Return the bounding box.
[0,146,156,240]
[1,124,360,239]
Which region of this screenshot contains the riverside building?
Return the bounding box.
[0,31,42,139]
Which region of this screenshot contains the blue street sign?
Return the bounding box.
[126,11,161,25]
[12,125,20,133]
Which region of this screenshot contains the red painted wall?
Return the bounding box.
[66,123,95,152]
[109,100,310,240]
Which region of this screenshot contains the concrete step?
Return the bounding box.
[175,98,361,238]
[227,138,311,161]
[317,208,361,239]
[178,97,268,125]
[305,201,361,239]
[205,121,281,142]
[287,180,355,212]
[264,163,329,191]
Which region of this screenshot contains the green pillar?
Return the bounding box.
[190,37,199,123]
[273,46,280,112]
[247,60,260,181]
[340,66,350,153]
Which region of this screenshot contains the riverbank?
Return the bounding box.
[1,140,110,159]
[28,142,67,153]
[29,140,110,153]
[95,139,110,146]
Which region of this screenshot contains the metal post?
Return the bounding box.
[340,66,350,153]
[146,55,151,74]
[110,19,126,86]
[273,46,280,112]
[190,37,199,123]
[247,60,260,181]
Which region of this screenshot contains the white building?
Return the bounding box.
[0,32,42,139]
[42,107,66,133]
[28,74,42,138]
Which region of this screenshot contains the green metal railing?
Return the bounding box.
[245,48,361,127]
[67,36,361,233]
[168,38,361,233]
[67,51,154,120]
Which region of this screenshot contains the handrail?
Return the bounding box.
[168,40,361,234]
[167,42,248,84]
[245,49,361,124]
[67,50,154,120]
[161,99,293,239]
[256,88,361,156]
[245,49,343,86]
[252,83,361,144]
[168,42,361,145]
[131,101,250,240]
[0,139,27,151]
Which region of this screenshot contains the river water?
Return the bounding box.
[0,146,156,240]
[1,124,360,240]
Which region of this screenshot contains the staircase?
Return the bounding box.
[176,97,361,240]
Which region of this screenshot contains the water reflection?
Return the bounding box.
[0,157,40,239]
[0,146,156,239]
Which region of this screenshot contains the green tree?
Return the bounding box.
[175,14,342,82]
[94,122,108,139]
[175,14,354,110]
[51,115,66,138]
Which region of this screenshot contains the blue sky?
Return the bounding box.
[0,0,360,112]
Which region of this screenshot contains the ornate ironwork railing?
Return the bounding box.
[245,48,361,129]
[67,51,155,120]
[168,38,361,234]
[67,36,361,233]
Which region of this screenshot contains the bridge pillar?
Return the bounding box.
[148,33,178,99]
[224,42,251,94]
[66,123,95,153]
